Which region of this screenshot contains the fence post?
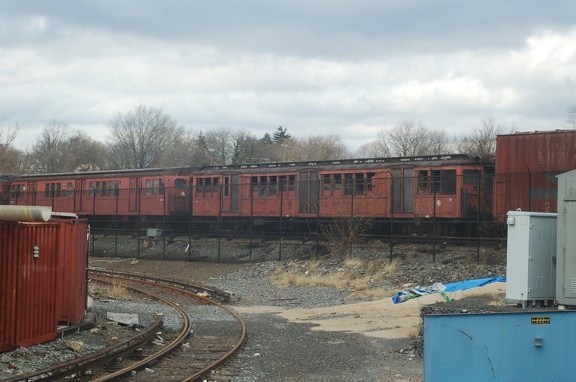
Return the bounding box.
[115,185,119,257]
[278,184,283,261]
[187,181,193,261]
[249,186,254,263]
[218,181,222,263]
[137,185,141,259]
[163,183,167,260]
[389,172,394,260]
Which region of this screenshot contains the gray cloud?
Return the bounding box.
[1,1,575,153]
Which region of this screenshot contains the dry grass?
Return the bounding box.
[271,257,401,300]
[89,279,133,300]
[407,325,420,340]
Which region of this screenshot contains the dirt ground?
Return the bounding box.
[90,257,506,341]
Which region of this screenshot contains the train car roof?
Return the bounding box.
[12,166,198,181]
[196,154,494,174]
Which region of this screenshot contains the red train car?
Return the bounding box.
[9,167,195,224]
[494,130,576,221]
[5,155,494,235]
[192,154,494,234]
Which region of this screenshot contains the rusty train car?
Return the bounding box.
[3,154,494,235]
[7,167,196,223]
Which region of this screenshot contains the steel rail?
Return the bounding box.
[88,275,193,381]
[89,268,234,302]
[89,271,247,381]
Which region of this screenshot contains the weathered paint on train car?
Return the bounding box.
[494,130,576,221]
[0,222,59,351]
[54,218,89,325]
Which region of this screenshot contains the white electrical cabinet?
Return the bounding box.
[556,170,576,307]
[505,211,557,307]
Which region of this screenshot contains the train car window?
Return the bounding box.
[289,175,296,191]
[463,170,480,185]
[224,177,229,197]
[355,173,364,195]
[367,172,375,191]
[160,179,165,195]
[344,174,353,195]
[419,170,429,192]
[431,171,441,193]
[89,181,96,196]
[334,174,342,191]
[204,178,212,195]
[441,170,456,194]
[279,175,287,191]
[322,174,331,191]
[175,179,187,188]
[145,179,152,195]
[56,183,61,197]
[270,176,277,196]
[196,178,203,195]
[11,184,26,198]
[44,184,50,198]
[260,176,267,196]
[65,182,73,197]
[153,179,160,195]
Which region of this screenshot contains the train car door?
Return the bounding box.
[298,172,319,214]
[222,175,239,213]
[26,181,37,206]
[391,169,414,214]
[129,178,139,212]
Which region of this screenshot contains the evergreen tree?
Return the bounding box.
[272,126,291,144]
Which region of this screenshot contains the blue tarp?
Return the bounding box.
[392,276,506,304]
[443,276,506,292]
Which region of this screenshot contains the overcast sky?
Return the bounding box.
[1,1,575,153]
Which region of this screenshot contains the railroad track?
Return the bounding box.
[4,272,246,382]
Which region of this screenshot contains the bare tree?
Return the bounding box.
[568,103,576,129]
[30,122,108,173]
[203,128,234,165]
[0,119,20,173]
[107,105,185,169]
[386,119,450,156]
[356,131,391,158]
[285,135,349,161]
[457,118,514,156]
[159,131,231,167]
[61,131,108,171]
[30,120,70,173]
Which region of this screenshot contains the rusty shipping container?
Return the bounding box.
[494,130,576,221]
[54,218,89,325]
[0,222,59,351]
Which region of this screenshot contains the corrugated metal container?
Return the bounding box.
[424,311,576,381]
[494,130,576,220]
[54,219,89,325]
[0,222,59,351]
